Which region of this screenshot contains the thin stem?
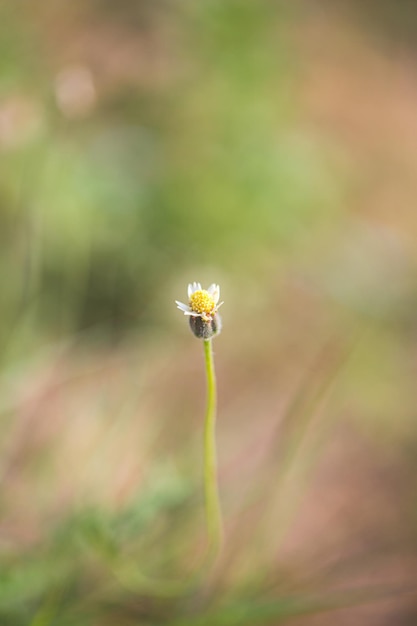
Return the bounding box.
[103,339,223,598]
[203,338,223,556]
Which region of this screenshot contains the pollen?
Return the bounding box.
[189,290,216,316]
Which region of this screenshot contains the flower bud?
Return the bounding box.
[189,313,222,340]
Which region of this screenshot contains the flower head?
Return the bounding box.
[176,282,223,339]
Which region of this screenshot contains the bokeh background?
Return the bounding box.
[1,1,417,624]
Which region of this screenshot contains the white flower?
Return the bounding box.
[175,282,224,323]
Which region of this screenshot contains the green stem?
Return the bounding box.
[203,338,223,556]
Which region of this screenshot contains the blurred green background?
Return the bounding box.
[1,1,417,624]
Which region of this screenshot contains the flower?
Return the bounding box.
[176,282,223,339]
[176,282,223,321]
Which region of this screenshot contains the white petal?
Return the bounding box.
[188,283,193,298]
[208,283,220,303]
[217,301,224,309]
[183,311,201,317]
[176,301,191,313]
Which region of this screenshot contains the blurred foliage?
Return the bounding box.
[0,0,337,354]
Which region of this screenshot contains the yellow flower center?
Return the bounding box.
[189,290,216,316]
